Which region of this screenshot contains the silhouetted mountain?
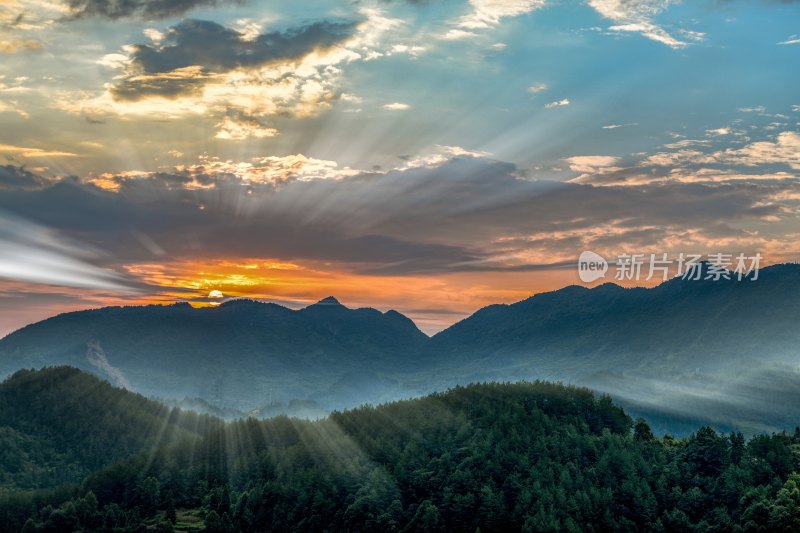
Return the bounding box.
[0,298,427,411]
[2,265,800,433]
[425,263,800,432]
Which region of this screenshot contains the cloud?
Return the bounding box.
[57,9,409,139]
[0,165,50,189]
[0,99,29,117]
[457,0,546,30]
[717,131,800,170]
[442,0,546,38]
[0,38,42,53]
[0,169,488,273]
[65,0,240,20]
[383,102,411,110]
[215,112,279,140]
[0,209,137,292]
[677,29,705,42]
[398,145,490,169]
[574,165,797,187]
[184,153,361,184]
[640,148,716,167]
[588,0,689,49]
[544,98,569,108]
[527,82,547,93]
[89,153,359,191]
[112,18,357,99]
[1,0,67,34]
[1,142,796,281]
[637,131,800,171]
[109,65,213,101]
[0,144,78,158]
[662,139,711,149]
[778,35,800,45]
[602,123,637,129]
[565,155,620,173]
[440,28,478,40]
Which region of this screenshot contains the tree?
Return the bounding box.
[205,510,223,533]
[768,472,800,532]
[165,499,177,524]
[634,418,655,441]
[138,476,160,516]
[684,427,728,480]
[730,432,745,465]
[404,500,442,532]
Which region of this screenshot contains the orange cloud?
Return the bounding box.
[112,257,573,334]
[0,39,41,53]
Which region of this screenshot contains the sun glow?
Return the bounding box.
[110,257,573,333]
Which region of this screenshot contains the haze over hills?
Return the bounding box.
[1,264,799,433]
[426,263,800,433]
[3,366,800,532]
[0,296,427,412]
[0,367,220,491]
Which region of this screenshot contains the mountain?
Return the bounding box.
[432,263,800,368]
[2,265,800,433]
[0,367,220,491]
[0,298,427,411]
[426,263,800,432]
[4,370,800,532]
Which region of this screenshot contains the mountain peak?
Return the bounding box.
[315,296,342,306]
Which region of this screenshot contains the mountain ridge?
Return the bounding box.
[1,263,799,432]
[0,297,429,411]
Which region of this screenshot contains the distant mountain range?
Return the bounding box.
[2,263,799,433]
[425,263,800,433]
[0,296,427,411]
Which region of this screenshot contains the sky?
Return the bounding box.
[0,0,798,335]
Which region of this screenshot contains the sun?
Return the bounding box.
[208,289,224,299]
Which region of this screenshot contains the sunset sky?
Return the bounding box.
[0,0,799,335]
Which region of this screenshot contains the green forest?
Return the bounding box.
[3,368,800,532]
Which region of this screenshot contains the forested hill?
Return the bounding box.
[0,367,221,491]
[4,370,800,532]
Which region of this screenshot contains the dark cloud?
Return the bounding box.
[3,12,25,29]
[0,156,794,278]
[66,0,241,20]
[0,168,484,273]
[130,19,357,73]
[0,165,49,190]
[111,18,357,100]
[109,67,212,101]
